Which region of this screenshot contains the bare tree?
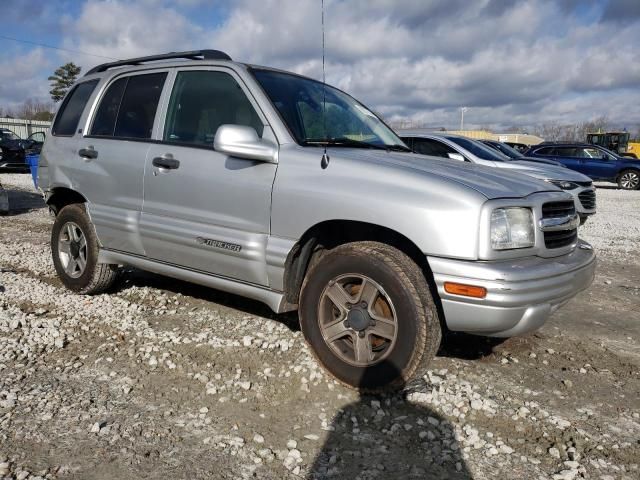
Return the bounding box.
[16,99,55,121]
[0,100,54,121]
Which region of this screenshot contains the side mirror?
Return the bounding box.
[214,124,277,163]
[447,152,466,162]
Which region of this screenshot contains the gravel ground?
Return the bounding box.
[0,173,638,480]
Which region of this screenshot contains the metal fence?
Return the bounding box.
[0,117,52,139]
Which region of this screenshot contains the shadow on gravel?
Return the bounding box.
[437,332,507,360]
[115,268,301,331]
[0,187,46,216]
[308,362,473,479]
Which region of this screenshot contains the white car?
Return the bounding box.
[399,131,596,224]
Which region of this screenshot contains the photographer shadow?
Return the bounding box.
[307,362,473,479]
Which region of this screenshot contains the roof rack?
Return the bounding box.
[85,49,232,76]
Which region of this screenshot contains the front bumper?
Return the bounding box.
[571,186,596,216]
[428,240,596,337]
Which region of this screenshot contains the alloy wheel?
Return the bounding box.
[58,221,88,279]
[620,172,640,190]
[317,274,398,367]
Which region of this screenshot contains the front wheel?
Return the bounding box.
[299,241,441,391]
[618,169,640,190]
[51,203,118,294]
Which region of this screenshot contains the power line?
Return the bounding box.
[0,35,118,60]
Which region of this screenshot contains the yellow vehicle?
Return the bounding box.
[586,131,637,158]
[628,142,640,158]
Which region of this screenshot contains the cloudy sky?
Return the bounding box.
[1,0,639,130]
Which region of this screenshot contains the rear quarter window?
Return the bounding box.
[51,80,99,136]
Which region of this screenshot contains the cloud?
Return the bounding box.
[1,0,639,130]
[60,0,204,69]
[0,49,51,110]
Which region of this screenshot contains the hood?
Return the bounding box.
[497,160,591,183]
[518,155,563,167]
[329,148,560,199]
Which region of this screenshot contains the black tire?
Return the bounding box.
[617,169,640,190]
[299,241,441,391]
[579,215,588,226]
[51,203,118,294]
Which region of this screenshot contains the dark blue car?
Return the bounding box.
[526,143,640,190]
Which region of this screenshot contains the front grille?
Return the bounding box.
[578,190,596,210]
[542,200,577,249]
[542,200,575,218]
[544,229,578,249]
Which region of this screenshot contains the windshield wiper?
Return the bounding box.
[386,144,412,152]
[302,137,412,152]
[302,137,388,150]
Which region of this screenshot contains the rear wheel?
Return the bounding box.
[618,169,640,190]
[51,204,118,294]
[299,241,441,391]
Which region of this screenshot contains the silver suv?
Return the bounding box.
[39,50,596,390]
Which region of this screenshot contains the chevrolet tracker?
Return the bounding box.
[38,50,596,390]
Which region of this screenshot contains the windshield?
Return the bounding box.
[0,130,20,141]
[251,68,407,150]
[445,135,510,162]
[486,141,523,159]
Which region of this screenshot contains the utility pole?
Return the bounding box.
[460,107,468,131]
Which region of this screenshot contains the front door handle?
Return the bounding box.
[78,147,98,160]
[152,156,180,170]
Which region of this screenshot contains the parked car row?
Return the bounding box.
[38,50,596,391]
[399,132,597,224]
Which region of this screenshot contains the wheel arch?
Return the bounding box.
[282,219,439,307]
[46,187,88,215]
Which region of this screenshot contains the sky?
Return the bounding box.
[1,0,639,131]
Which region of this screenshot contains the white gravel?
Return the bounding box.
[0,172,639,479]
[580,183,640,259]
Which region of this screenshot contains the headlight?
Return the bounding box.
[547,180,578,190]
[490,207,535,250]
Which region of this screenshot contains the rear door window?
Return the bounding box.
[51,80,99,136]
[554,147,578,157]
[90,73,167,139]
[114,73,167,139]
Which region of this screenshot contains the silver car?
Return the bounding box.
[399,131,597,224]
[38,50,596,390]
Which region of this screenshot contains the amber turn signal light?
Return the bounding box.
[444,282,487,298]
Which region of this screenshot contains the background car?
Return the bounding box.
[0,128,29,172]
[504,141,530,153]
[21,131,46,154]
[525,142,640,190]
[480,139,563,166]
[399,132,596,223]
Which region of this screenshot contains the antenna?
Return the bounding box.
[320,0,330,169]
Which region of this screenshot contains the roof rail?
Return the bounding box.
[85,49,232,76]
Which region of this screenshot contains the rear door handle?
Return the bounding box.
[78,147,98,160]
[152,156,180,170]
